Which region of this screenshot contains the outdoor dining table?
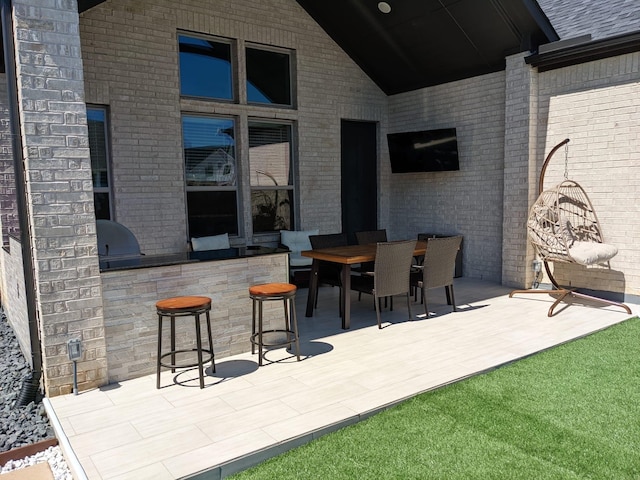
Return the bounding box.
[301,240,427,329]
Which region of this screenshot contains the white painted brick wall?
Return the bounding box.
[386,72,507,282]
[12,0,108,396]
[536,52,640,296]
[502,53,539,289]
[0,238,31,364]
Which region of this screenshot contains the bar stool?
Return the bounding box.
[249,283,301,366]
[156,295,215,389]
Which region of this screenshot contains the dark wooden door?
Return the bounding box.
[341,120,378,244]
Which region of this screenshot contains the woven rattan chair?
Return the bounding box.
[411,236,462,317]
[309,233,348,310]
[355,229,387,245]
[509,138,631,317]
[350,239,415,328]
[355,229,388,272]
[354,230,388,301]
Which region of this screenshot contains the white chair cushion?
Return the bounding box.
[191,233,230,251]
[290,256,313,267]
[281,229,318,267]
[569,241,618,266]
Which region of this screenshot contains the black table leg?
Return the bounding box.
[305,259,320,317]
[341,264,351,329]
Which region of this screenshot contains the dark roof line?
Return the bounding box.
[526,31,640,71]
[522,0,559,43]
[78,0,106,13]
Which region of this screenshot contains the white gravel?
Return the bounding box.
[0,445,73,479]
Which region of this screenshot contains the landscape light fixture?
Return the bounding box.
[67,338,82,395]
[531,259,543,289]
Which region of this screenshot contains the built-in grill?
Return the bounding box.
[96,219,141,259]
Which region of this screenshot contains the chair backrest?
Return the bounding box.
[191,233,230,251]
[373,239,416,297]
[96,219,141,257]
[421,236,462,289]
[309,233,348,249]
[355,229,387,245]
[309,233,348,285]
[527,179,614,265]
[280,229,318,267]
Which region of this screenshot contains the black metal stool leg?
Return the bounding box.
[194,312,205,389]
[258,299,264,366]
[156,314,163,389]
[283,296,290,332]
[251,298,257,355]
[290,297,301,361]
[206,310,215,373]
[170,314,176,373]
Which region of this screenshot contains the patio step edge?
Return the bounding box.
[42,398,88,480]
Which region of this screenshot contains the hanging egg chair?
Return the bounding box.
[510,138,631,317]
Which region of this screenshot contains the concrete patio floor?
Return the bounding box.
[46,278,638,480]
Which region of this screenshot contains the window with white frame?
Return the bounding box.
[178,32,296,240]
[87,106,112,220]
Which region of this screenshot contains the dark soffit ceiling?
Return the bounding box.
[64,1,557,96]
[296,0,558,95]
[78,0,106,12]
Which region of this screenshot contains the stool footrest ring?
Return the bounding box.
[250,329,297,349]
[159,349,215,370]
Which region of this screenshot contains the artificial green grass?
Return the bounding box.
[230,317,640,479]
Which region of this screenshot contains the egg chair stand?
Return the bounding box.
[509,138,631,317]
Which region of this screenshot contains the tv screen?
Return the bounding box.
[387,128,460,173]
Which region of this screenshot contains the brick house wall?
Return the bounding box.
[535,52,640,296]
[1,0,108,396]
[0,236,30,363]
[79,0,389,252]
[386,72,506,282]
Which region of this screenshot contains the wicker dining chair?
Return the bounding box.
[355,229,388,245]
[354,229,387,275]
[411,235,462,317]
[350,239,416,328]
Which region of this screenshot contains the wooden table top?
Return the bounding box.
[301,240,426,265]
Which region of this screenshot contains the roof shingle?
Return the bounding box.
[537,0,640,41]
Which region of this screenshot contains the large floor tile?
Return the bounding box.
[47,278,637,479]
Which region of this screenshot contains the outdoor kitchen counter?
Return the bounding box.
[98,246,289,272]
[98,246,290,383]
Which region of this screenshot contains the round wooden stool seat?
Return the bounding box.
[249,283,297,297]
[156,295,211,313]
[156,295,215,389]
[249,283,300,366]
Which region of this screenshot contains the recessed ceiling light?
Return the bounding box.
[378,2,391,14]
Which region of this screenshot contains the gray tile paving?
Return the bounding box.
[47,279,637,479]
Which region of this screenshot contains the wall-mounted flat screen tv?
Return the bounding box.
[387,128,460,173]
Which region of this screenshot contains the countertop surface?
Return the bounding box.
[99,246,288,272]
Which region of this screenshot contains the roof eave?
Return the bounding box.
[526,31,640,72]
[78,0,107,13]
